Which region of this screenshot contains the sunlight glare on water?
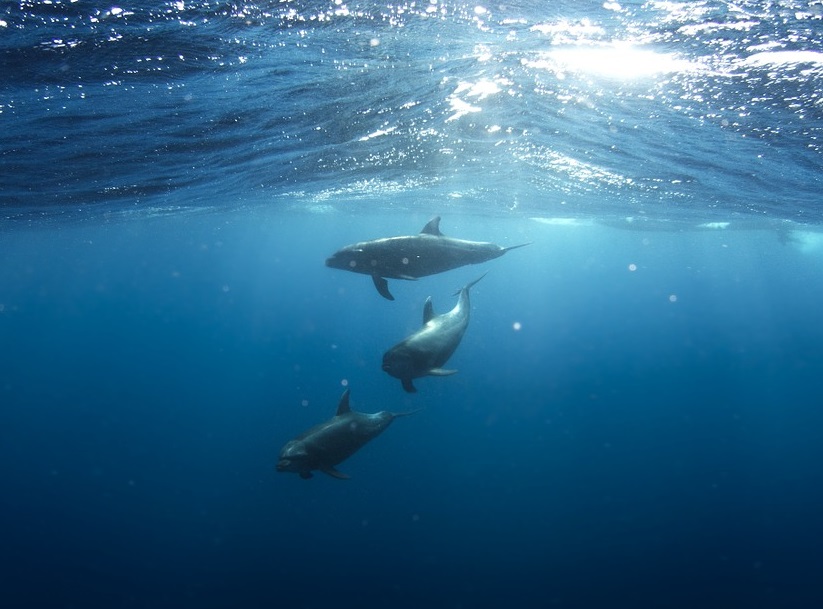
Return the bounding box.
[1,0,821,220]
[532,44,699,81]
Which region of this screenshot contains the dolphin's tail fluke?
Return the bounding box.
[392,407,425,419]
[503,242,532,253]
[453,272,487,296]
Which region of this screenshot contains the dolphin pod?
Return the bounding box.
[277,217,527,479]
[325,215,529,300]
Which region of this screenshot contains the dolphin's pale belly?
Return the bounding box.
[392,311,469,377]
[403,314,467,370]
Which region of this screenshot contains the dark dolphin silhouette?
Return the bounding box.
[276,389,417,480]
[382,274,484,393]
[325,216,528,300]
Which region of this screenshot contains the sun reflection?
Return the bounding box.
[526,44,697,80]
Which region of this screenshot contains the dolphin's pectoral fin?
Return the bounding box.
[320,466,350,480]
[428,368,458,376]
[299,471,313,480]
[372,275,394,300]
[401,378,417,393]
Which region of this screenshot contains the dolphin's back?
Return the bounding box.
[362,235,505,279]
[300,412,393,466]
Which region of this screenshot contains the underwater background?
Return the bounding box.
[2,1,823,608]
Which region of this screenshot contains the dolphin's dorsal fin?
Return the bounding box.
[422,296,435,325]
[372,275,394,300]
[336,389,352,416]
[321,466,350,480]
[420,216,443,236]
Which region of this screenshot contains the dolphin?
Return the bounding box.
[276,389,417,480]
[325,216,529,300]
[382,274,485,393]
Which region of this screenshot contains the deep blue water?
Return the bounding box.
[3,1,823,608]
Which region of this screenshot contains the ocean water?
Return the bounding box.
[2,1,823,608]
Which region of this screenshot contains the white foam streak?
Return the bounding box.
[743,51,823,67]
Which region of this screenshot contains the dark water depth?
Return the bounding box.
[2,209,823,608]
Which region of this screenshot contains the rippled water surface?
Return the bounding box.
[2,0,822,221]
